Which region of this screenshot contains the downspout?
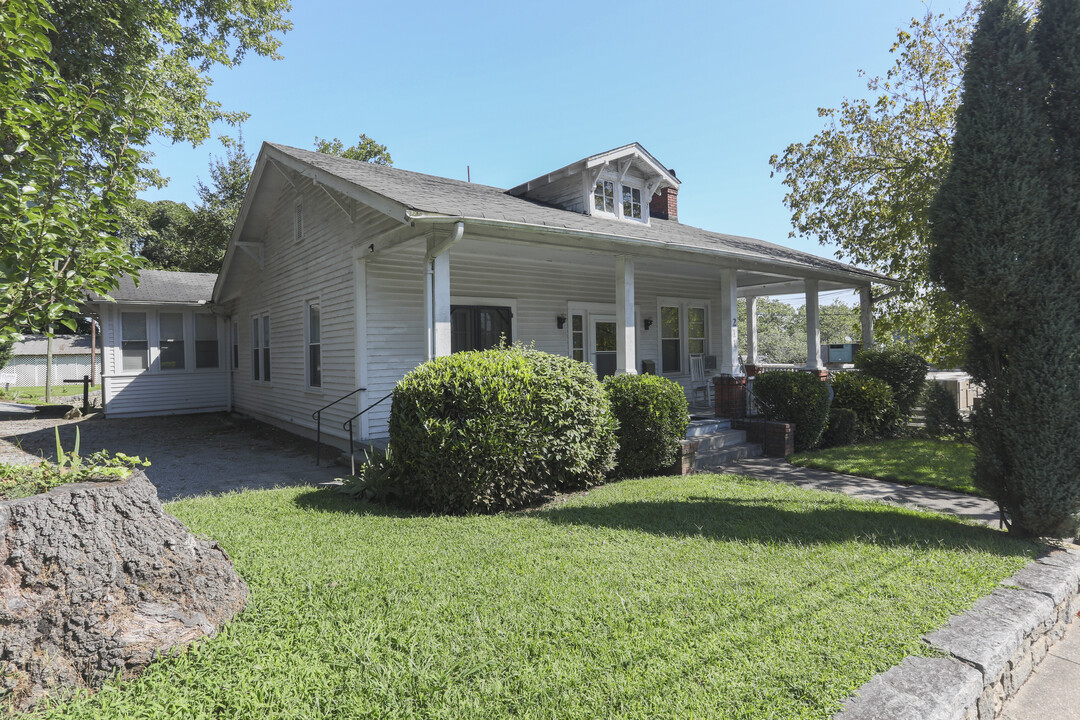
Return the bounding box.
[425,221,464,361]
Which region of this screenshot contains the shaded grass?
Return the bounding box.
[35,473,1036,719]
[791,439,979,496]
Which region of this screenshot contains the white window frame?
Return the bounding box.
[193,313,220,370]
[593,179,616,216]
[251,311,271,383]
[566,301,642,368]
[157,311,187,372]
[656,297,710,376]
[119,311,149,374]
[231,319,239,370]
[305,298,322,390]
[591,172,649,224]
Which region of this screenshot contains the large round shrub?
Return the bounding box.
[604,373,688,478]
[819,408,858,448]
[751,371,831,451]
[923,381,966,439]
[830,371,896,439]
[854,348,928,419]
[388,346,617,514]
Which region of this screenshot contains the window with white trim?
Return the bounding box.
[571,314,585,362]
[121,312,148,372]
[159,312,185,370]
[231,320,239,370]
[593,180,615,214]
[195,314,219,369]
[451,305,512,353]
[658,300,709,374]
[307,302,321,388]
[622,185,642,220]
[252,312,270,381]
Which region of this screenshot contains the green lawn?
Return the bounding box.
[38,473,1035,719]
[0,384,100,405]
[790,439,979,496]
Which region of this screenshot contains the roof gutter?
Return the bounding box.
[404,212,899,288]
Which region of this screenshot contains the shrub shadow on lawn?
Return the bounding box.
[533,495,1038,557]
[292,486,425,519]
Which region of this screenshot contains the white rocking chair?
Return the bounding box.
[690,354,711,406]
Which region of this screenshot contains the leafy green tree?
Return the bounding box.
[178,137,254,272]
[314,135,393,165]
[0,0,149,342]
[770,7,976,365]
[929,0,1080,537]
[121,199,195,270]
[738,297,861,364]
[45,0,291,185]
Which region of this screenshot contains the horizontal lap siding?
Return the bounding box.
[104,372,228,417]
[226,183,392,440]
[361,238,728,439]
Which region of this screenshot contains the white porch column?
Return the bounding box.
[805,279,823,370]
[615,255,637,374]
[860,286,875,350]
[746,296,759,365]
[719,267,741,375]
[431,251,452,357]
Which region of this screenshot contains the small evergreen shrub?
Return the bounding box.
[388,345,617,514]
[923,381,966,439]
[604,373,689,478]
[819,408,858,448]
[830,371,896,439]
[854,348,928,421]
[751,371,831,451]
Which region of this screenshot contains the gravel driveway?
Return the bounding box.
[0,406,343,500]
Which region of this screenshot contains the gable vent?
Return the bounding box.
[294,200,304,242]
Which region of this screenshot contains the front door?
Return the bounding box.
[591,315,617,379]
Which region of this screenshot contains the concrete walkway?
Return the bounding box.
[725,456,1080,720]
[728,456,1002,526]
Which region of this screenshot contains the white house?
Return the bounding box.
[86,142,897,448]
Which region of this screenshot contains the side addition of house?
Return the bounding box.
[86,142,897,447]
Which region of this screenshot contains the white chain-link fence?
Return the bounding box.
[0,354,99,391]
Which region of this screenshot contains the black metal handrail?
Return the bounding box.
[313,388,365,465]
[343,391,394,475]
[744,377,774,450]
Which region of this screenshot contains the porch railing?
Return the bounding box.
[312,388,365,465]
[343,392,395,475]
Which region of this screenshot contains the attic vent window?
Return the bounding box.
[294,200,304,243]
[622,186,641,220]
[593,180,615,214]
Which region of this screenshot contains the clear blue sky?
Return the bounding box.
[141,0,965,281]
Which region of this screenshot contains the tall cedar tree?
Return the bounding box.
[929,0,1080,537]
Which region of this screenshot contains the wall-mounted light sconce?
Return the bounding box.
[557,315,567,329]
[643,317,653,330]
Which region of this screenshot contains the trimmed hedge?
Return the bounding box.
[830,371,896,440]
[854,348,928,420]
[751,371,831,451]
[923,381,966,439]
[820,408,858,448]
[604,373,689,478]
[388,346,617,514]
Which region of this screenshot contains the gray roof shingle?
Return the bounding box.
[87,269,217,305]
[267,143,894,284]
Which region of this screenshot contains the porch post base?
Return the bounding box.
[712,375,747,419]
[745,363,759,378]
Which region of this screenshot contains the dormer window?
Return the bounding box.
[594,180,615,214]
[623,186,642,220]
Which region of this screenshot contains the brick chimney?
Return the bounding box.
[649,169,678,221]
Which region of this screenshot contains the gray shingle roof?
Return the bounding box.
[267,143,894,285]
[86,270,217,305]
[12,335,92,356]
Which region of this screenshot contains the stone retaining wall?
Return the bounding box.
[836,548,1080,719]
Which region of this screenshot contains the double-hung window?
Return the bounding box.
[659,300,709,374]
[594,178,646,222]
[195,315,219,369]
[159,313,185,370]
[121,312,148,372]
[593,180,615,214]
[307,302,321,388]
[252,313,270,381]
[622,186,642,220]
